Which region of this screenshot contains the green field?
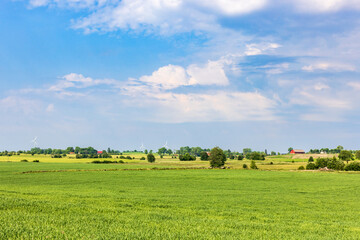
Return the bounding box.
[1,157,360,239]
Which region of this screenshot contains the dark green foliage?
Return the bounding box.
[339,150,353,162]
[270,162,273,165]
[118,160,124,163]
[237,155,244,160]
[140,157,146,160]
[356,151,360,160]
[209,147,226,168]
[229,155,235,160]
[33,160,39,163]
[344,162,360,171]
[160,155,163,159]
[250,161,258,169]
[306,163,316,170]
[288,147,293,153]
[179,153,196,161]
[327,157,345,170]
[298,166,305,170]
[246,152,265,160]
[20,160,28,162]
[91,160,118,164]
[51,154,62,158]
[126,156,132,160]
[147,153,155,163]
[200,151,209,161]
[308,156,314,162]
[242,164,248,169]
[315,158,329,168]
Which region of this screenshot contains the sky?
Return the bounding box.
[1,0,360,152]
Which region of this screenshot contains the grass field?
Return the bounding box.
[1,156,360,239]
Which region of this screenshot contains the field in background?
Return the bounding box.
[0,153,337,170]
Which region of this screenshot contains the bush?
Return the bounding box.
[356,151,360,160]
[20,159,28,162]
[298,166,305,170]
[270,162,273,165]
[243,164,248,169]
[306,162,316,170]
[250,161,258,169]
[179,153,196,161]
[33,160,40,163]
[229,155,235,160]
[327,157,345,170]
[52,154,62,158]
[140,157,146,160]
[315,158,329,169]
[344,162,360,171]
[209,147,227,168]
[339,150,353,162]
[119,156,125,159]
[200,151,209,161]
[308,156,314,162]
[238,155,244,160]
[126,156,132,160]
[246,152,265,160]
[118,160,124,163]
[147,153,155,163]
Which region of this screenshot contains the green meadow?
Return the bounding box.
[1,155,360,239]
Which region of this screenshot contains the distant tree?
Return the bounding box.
[179,153,196,161]
[243,164,248,169]
[243,148,252,155]
[308,156,314,162]
[149,150,153,154]
[200,151,209,161]
[166,149,173,155]
[250,161,258,169]
[237,155,244,160]
[144,149,148,154]
[338,150,353,163]
[271,151,276,156]
[158,147,167,155]
[288,147,293,153]
[265,149,268,155]
[306,162,316,170]
[147,153,155,163]
[209,147,227,168]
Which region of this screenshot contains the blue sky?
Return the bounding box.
[1,0,360,152]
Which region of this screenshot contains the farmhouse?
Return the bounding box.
[290,149,305,154]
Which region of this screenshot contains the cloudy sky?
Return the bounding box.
[1,0,360,152]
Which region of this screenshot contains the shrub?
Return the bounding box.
[179,153,196,161]
[250,161,258,169]
[118,160,124,163]
[200,151,209,161]
[119,156,125,159]
[308,156,314,162]
[237,155,244,160]
[52,154,62,158]
[243,164,248,169]
[209,147,227,168]
[160,155,163,159]
[229,155,235,160]
[298,166,305,170]
[246,152,265,160]
[327,157,345,170]
[315,158,329,169]
[270,162,273,165]
[339,150,353,163]
[147,153,156,163]
[356,151,360,160]
[140,157,146,160]
[20,159,28,162]
[344,162,360,171]
[33,160,40,163]
[126,156,132,160]
[306,162,316,170]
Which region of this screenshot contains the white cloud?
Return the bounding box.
[302,62,356,72]
[0,96,42,115]
[313,83,330,91]
[291,0,360,13]
[46,104,55,112]
[245,43,281,56]
[347,81,360,89]
[48,73,120,94]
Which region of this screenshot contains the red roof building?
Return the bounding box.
[290,149,305,154]
[97,151,103,154]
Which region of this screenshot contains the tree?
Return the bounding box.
[250,161,258,169]
[243,148,252,155]
[338,150,353,163]
[308,156,314,162]
[147,153,155,163]
[144,149,148,154]
[237,155,244,160]
[288,147,293,153]
[209,147,226,168]
[200,151,209,161]
[158,147,167,155]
